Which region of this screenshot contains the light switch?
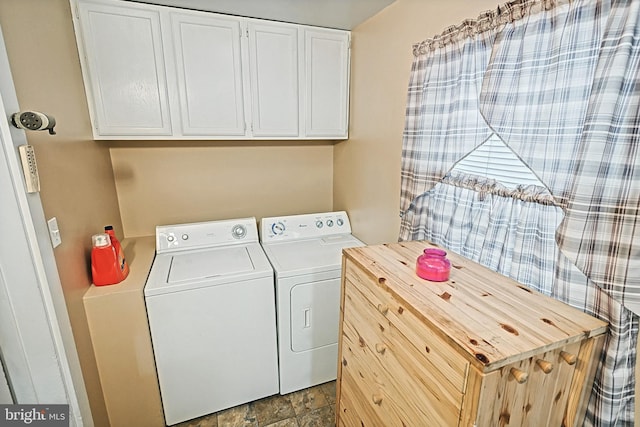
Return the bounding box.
[47,217,62,248]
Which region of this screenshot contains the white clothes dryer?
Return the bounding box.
[260,211,364,394]
[145,218,279,425]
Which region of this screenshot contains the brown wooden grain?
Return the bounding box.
[344,262,469,390]
[343,283,463,424]
[343,242,607,370]
[337,241,608,427]
[564,334,606,427]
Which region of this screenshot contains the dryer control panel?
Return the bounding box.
[156,217,258,253]
[260,211,352,243]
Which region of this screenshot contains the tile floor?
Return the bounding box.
[175,381,336,427]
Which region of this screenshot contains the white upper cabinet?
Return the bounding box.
[304,29,350,138]
[72,0,350,140]
[169,12,246,136]
[76,1,172,136]
[247,21,299,137]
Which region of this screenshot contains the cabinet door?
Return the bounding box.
[247,22,299,137]
[304,29,350,138]
[170,12,246,136]
[77,1,172,136]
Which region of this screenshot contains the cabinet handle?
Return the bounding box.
[375,343,387,354]
[560,351,577,365]
[377,304,389,315]
[536,359,554,374]
[372,393,383,405]
[510,367,528,384]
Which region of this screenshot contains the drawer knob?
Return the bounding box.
[372,393,383,405]
[377,304,389,315]
[536,359,554,374]
[510,367,528,384]
[560,351,577,365]
[375,343,387,354]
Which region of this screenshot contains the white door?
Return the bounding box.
[0,28,91,426]
[169,11,247,136]
[77,0,172,136]
[247,21,300,137]
[0,358,12,404]
[304,29,350,138]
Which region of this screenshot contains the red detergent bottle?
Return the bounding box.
[104,225,129,281]
[91,233,124,286]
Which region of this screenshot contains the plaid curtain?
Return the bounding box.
[399,13,496,234]
[555,252,638,426]
[399,0,639,425]
[406,172,563,295]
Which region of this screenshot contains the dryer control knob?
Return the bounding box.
[337,218,344,226]
[167,235,175,242]
[316,220,324,228]
[271,222,285,235]
[181,234,189,240]
[327,219,334,227]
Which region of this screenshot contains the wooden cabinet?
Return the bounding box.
[76,1,172,136]
[73,0,350,140]
[337,241,607,427]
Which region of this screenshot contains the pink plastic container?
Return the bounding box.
[416,248,451,282]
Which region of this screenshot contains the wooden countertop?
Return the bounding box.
[342,241,608,371]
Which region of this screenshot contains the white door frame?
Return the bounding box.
[0,24,92,427]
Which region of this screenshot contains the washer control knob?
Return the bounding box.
[167,235,175,242]
[337,218,344,226]
[232,224,247,239]
[316,220,324,228]
[181,234,189,240]
[271,222,285,235]
[327,219,334,227]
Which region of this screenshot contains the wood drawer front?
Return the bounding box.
[472,341,581,427]
[344,283,464,412]
[339,368,386,427]
[344,262,468,392]
[340,288,463,426]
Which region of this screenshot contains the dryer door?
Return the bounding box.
[290,277,341,352]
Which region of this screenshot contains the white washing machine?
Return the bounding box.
[144,218,279,425]
[260,211,364,394]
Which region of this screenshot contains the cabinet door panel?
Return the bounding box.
[171,13,246,136]
[304,29,349,138]
[248,22,299,137]
[78,2,171,136]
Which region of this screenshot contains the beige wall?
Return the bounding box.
[335,0,498,244]
[111,142,334,237]
[0,1,122,425]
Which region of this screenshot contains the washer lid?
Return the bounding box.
[168,246,253,283]
[145,243,272,296]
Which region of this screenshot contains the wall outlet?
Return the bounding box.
[47,217,62,248]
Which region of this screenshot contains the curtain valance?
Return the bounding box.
[413,0,572,56]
